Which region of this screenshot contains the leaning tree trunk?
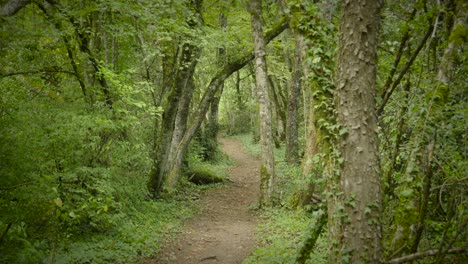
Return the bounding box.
[250,0,276,207]
[330,0,383,263]
[161,1,204,190]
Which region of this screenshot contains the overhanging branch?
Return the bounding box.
[173,17,289,170]
[385,247,468,264]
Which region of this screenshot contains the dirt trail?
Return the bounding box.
[152,137,260,264]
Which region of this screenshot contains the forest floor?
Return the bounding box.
[150,137,261,264]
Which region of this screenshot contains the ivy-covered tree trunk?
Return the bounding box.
[285,31,303,163]
[250,0,276,207]
[330,0,383,262]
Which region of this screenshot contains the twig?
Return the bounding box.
[435,221,468,263]
[0,69,75,78]
[378,20,434,116]
[0,181,37,190]
[385,247,468,264]
[0,223,12,245]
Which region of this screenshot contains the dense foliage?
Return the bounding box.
[0,0,466,263]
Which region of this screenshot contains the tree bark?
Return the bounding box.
[149,0,203,194]
[0,0,30,17]
[437,0,467,85]
[331,0,383,263]
[164,44,200,190]
[250,0,275,207]
[285,31,303,163]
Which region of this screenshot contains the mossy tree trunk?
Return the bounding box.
[149,0,203,195]
[164,51,200,190]
[285,30,303,163]
[437,0,467,85]
[250,0,276,207]
[330,0,383,262]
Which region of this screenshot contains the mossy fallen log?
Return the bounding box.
[186,168,225,185]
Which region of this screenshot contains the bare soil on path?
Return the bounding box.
[152,137,260,264]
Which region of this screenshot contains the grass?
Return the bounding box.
[243,208,327,264]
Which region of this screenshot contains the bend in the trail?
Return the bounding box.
[152,137,260,264]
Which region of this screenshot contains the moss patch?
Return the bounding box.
[186,168,226,185]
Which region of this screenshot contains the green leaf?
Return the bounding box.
[54,198,63,208]
[400,188,413,198]
[337,157,344,165]
[339,127,349,136]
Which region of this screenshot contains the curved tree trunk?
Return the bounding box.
[164,52,199,190]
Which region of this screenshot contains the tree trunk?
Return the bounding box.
[330,0,383,263]
[149,0,203,195]
[0,0,30,17]
[148,43,194,194]
[164,47,199,190]
[250,0,276,207]
[285,31,303,163]
[203,10,227,161]
[150,16,288,195]
[437,0,467,85]
[268,75,287,143]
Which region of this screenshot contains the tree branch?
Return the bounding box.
[385,247,468,264]
[0,223,12,245]
[379,7,417,101]
[0,69,75,78]
[377,20,434,116]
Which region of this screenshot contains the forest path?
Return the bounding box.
[152,137,260,264]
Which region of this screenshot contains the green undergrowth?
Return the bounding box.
[1,138,232,264]
[233,134,327,263]
[231,134,262,157]
[243,209,327,264]
[0,169,199,264]
[186,137,233,187]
